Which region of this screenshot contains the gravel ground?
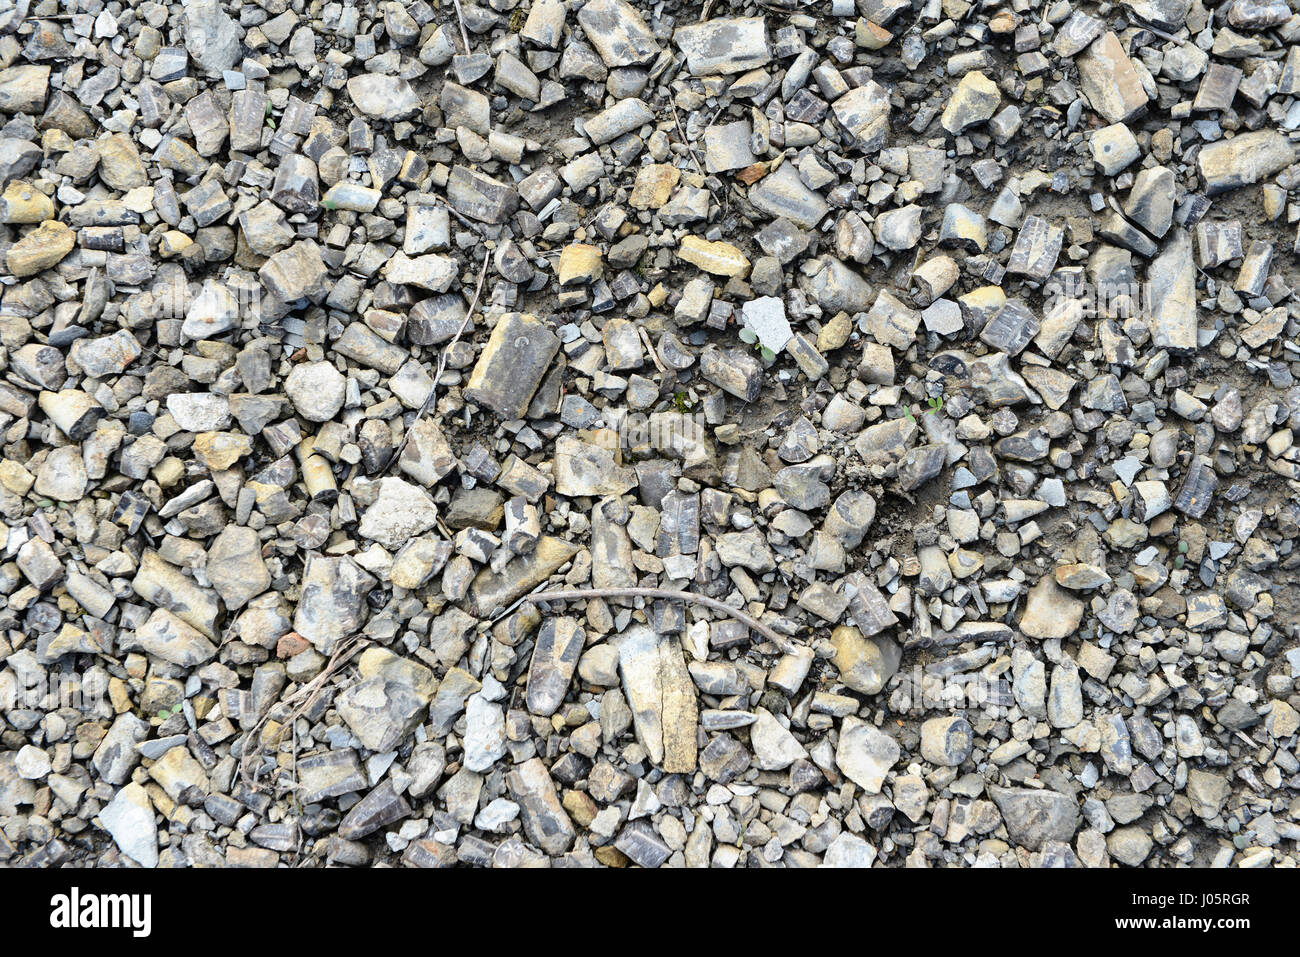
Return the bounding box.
[1,0,1299,869]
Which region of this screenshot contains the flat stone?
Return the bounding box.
[98,782,157,868]
[206,526,270,609]
[989,786,1079,851]
[1006,215,1063,281]
[678,235,750,276]
[464,312,560,419]
[577,0,660,67]
[675,18,770,76]
[741,296,792,353]
[616,624,698,773]
[835,716,899,794]
[1019,576,1085,639]
[750,708,808,770]
[293,555,377,653]
[1146,231,1198,351]
[284,361,346,422]
[346,74,421,120]
[700,345,763,402]
[941,71,1001,134]
[832,80,891,151]
[6,220,75,277]
[920,716,974,766]
[1076,32,1149,123]
[358,477,440,549]
[135,608,218,667]
[526,618,585,716]
[830,625,900,694]
[749,163,829,228]
[446,166,520,224]
[467,536,580,617]
[1197,130,1296,195]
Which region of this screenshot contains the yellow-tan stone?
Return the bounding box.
[557,243,603,286]
[6,220,76,277]
[677,235,750,277]
[0,181,54,223]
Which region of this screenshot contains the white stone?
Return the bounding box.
[98,782,158,868]
[741,296,793,353]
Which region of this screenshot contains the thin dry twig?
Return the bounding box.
[638,325,667,374]
[451,0,472,53]
[507,586,795,650]
[237,633,371,792]
[671,101,708,179]
[383,254,491,475]
[431,193,486,236]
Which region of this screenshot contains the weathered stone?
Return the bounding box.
[1147,231,1198,351]
[989,787,1080,851]
[941,71,1000,134]
[6,221,75,277]
[749,163,829,228]
[467,537,580,617]
[616,624,698,773]
[508,757,575,855]
[835,717,899,794]
[675,18,770,76]
[1197,130,1296,195]
[464,313,560,419]
[1077,32,1149,123]
[346,74,421,120]
[1019,576,1085,639]
[527,618,585,716]
[577,0,660,67]
[293,556,377,653]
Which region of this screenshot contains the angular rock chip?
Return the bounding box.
[507,757,575,855]
[1076,32,1149,123]
[1146,231,1198,351]
[526,618,585,716]
[293,555,377,653]
[577,0,660,67]
[988,787,1080,851]
[464,312,560,419]
[467,536,580,617]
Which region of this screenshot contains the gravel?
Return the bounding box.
[1,0,1298,871]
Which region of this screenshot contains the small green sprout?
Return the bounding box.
[737,327,776,361]
[904,396,944,424]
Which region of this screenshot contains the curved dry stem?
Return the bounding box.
[237,633,371,793]
[515,586,792,649]
[383,254,490,476]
